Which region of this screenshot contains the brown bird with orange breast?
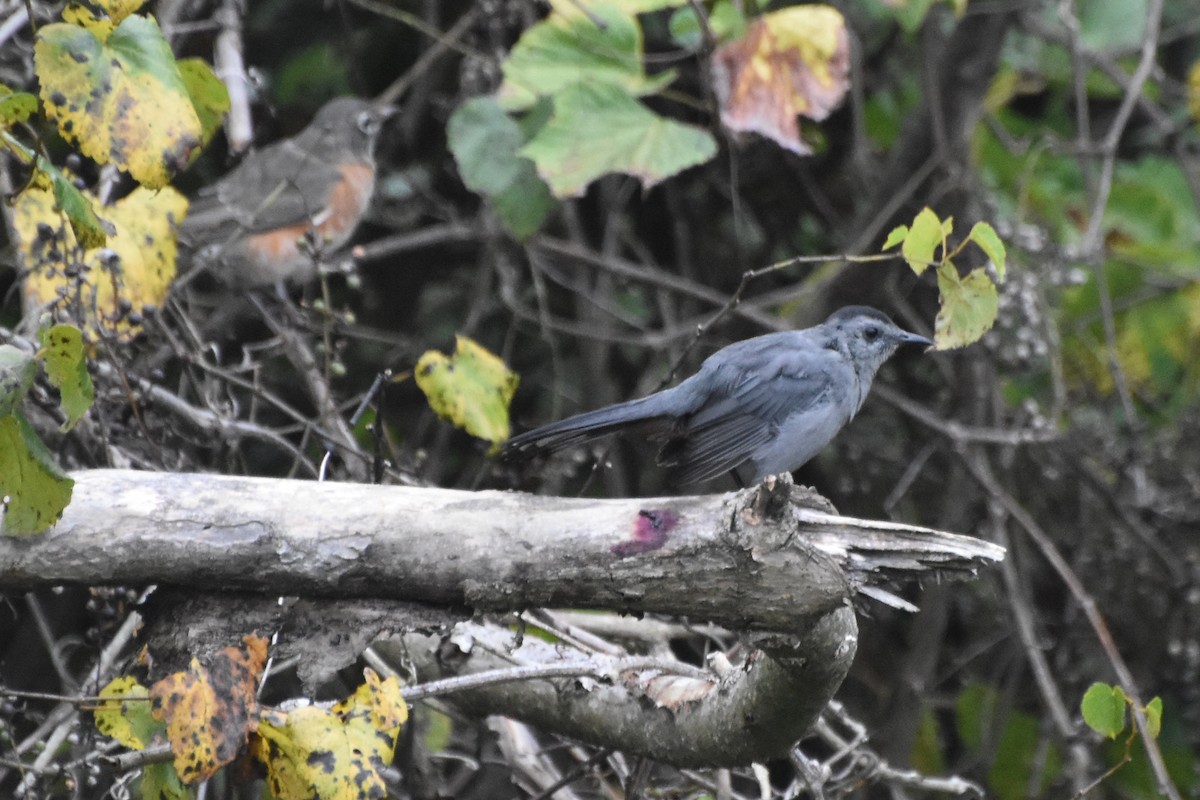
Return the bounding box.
[178,97,394,287]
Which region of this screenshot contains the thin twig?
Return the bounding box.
[214,0,253,154]
[380,655,712,702]
[873,383,1059,446]
[1071,0,1165,432]
[376,8,480,105]
[960,448,1181,800]
[986,501,1094,791]
[342,0,486,60]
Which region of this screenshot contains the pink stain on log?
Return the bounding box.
[611,509,680,557]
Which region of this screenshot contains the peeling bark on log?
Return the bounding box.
[0,469,1004,767]
[0,470,1002,623]
[376,609,860,768]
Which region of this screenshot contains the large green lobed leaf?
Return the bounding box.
[520,82,717,197]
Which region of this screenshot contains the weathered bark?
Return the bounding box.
[377,608,860,768]
[0,469,1003,767]
[0,470,1002,620]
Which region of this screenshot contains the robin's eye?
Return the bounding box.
[357,111,378,135]
[864,326,881,341]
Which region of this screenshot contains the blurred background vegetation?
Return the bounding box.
[3,0,1200,796]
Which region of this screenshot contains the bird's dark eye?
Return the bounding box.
[864,326,881,341]
[357,110,378,135]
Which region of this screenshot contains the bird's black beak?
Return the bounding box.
[901,331,934,349]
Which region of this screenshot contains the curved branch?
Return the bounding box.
[0,470,1003,768]
[376,609,859,768]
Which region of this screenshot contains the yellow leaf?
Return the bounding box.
[1190,61,1200,122]
[332,668,408,734]
[94,676,157,750]
[254,669,406,800]
[415,335,519,449]
[15,182,187,342]
[934,265,998,350]
[62,0,147,36]
[36,16,203,188]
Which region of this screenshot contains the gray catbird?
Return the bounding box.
[504,306,932,484]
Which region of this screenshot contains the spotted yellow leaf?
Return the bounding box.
[253,669,406,800]
[62,0,147,36]
[35,15,202,188]
[415,335,519,449]
[95,676,157,750]
[15,181,187,342]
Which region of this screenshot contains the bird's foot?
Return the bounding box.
[741,473,793,526]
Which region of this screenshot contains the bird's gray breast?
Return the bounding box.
[738,342,858,479]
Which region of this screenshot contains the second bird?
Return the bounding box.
[179,97,393,288]
[504,306,932,485]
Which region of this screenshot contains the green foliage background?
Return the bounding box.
[2,0,1200,797]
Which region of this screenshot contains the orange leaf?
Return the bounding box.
[149,634,268,784]
[712,5,849,154]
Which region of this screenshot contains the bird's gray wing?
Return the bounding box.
[181,141,345,241]
[658,403,773,483]
[659,345,837,483]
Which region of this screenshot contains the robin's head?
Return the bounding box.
[301,96,396,161]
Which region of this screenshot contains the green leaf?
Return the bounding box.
[910,705,946,776]
[37,324,94,430]
[968,221,1007,282]
[1079,0,1147,53]
[450,97,527,195]
[989,707,1061,800]
[1107,700,1197,799]
[95,677,160,750]
[956,682,1060,800]
[0,413,75,536]
[0,85,38,125]
[955,682,998,754]
[1081,682,1127,740]
[491,170,557,240]
[0,345,38,418]
[16,153,113,249]
[934,265,999,349]
[615,0,692,10]
[882,224,908,251]
[1144,697,1163,740]
[447,96,556,239]
[415,335,519,450]
[421,707,454,755]
[892,0,938,34]
[520,82,717,197]
[1105,157,1200,272]
[140,763,191,800]
[177,58,230,148]
[273,44,353,108]
[901,207,943,275]
[497,1,675,111]
[669,1,746,49]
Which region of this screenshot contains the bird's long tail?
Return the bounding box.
[503,392,679,459]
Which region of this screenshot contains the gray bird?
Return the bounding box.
[504,306,932,484]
